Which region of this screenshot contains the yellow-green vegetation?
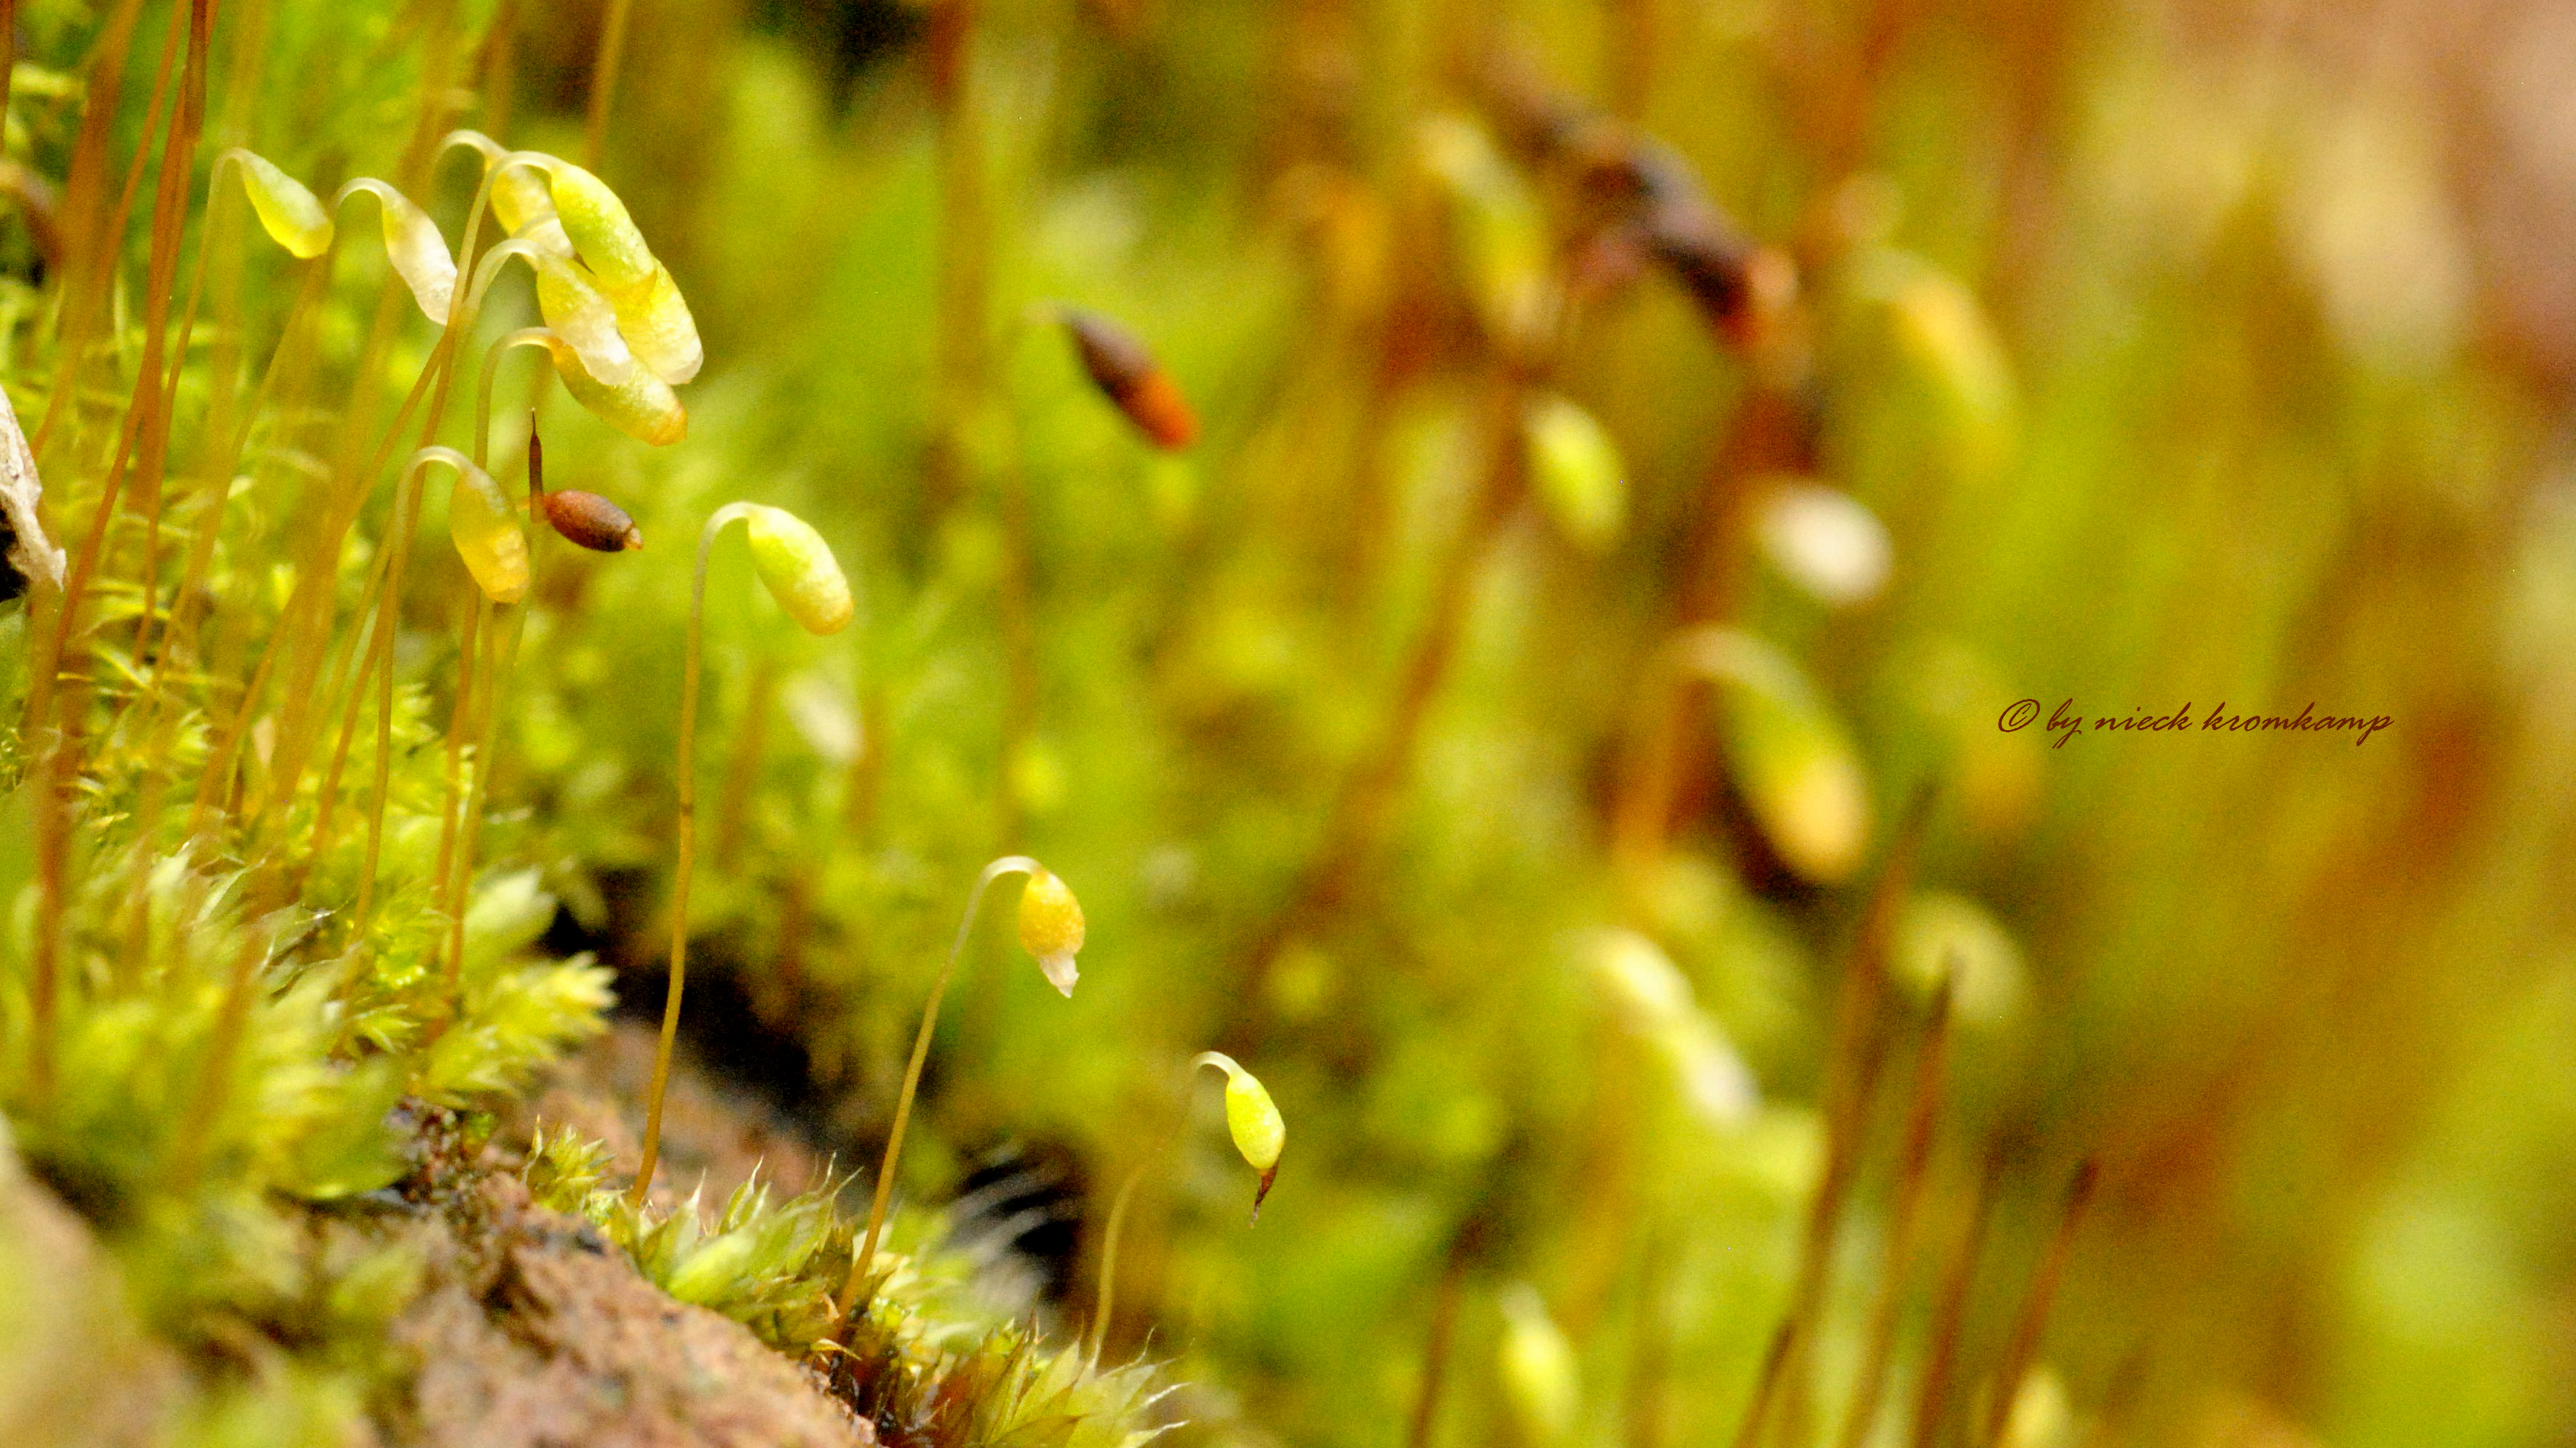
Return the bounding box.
[4,1,2573,1447]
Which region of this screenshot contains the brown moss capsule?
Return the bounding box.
[1062,308,1197,450]
[541,489,644,552]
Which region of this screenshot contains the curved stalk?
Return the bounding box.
[1087,1164,1147,1367]
[438,423,547,1010]
[835,853,1043,1313]
[345,447,483,929]
[1086,1050,1278,1368]
[630,503,766,1207]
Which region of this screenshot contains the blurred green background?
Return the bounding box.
[15,0,2576,1443]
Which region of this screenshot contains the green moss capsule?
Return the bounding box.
[541,334,686,447]
[742,505,854,636]
[611,264,703,386]
[545,159,658,294]
[446,460,529,604]
[1192,1051,1285,1219]
[225,150,332,258]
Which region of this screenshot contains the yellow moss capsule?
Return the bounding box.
[1193,1050,1285,1219]
[542,334,686,447]
[534,256,638,384]
[545,159,658,294]
[1015,868,1084,996]
[489,163,575,257]
[1525,393,1626,553]
[226,150,332,258]
[446,461,529,604]
[611,263,703,386]
[340,179,456,324]
[742,504,854,636]
[1498,1286,1579,1446]
[1675,628,1871,884]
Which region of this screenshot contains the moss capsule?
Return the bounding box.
[542,334,686,447]
[1192,1050,1285,1219]
[611,264,703,386]
[227,150,332,258]
[1015,868,1085,996]
[1062,308,1197,449]
[545,159,658,294]
[742,505,854,636]
[447,461,529,604]
[540,489,643,552]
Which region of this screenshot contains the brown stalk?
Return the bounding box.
[253,1,468,842]
[25,0,149,463]
[1403,1228,1478,1448]
[1909,1145,2005,1448]
[1837,975,1958,1448]
[158,254,332,723]
[1979,1161,2098,1448]
[20,0,196,743]
[125,0,222,692]
[1725,1321,1797,1448]
[1735,785,1936,1448]
[428,592,490,921]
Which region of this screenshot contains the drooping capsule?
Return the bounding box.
[535,255,640,384]
[1062,308,1197,449]
[225,150,333,258]
[1015,868,1085,997]
[1674,626,1871,884]
[490,163,577,259]
[340,179,457,324]
[611,264,703,386]
[1525,393,1626,553]
[742,504,854,636]
[542,334,686,447]
[1192,1050,1285,1220]
[539,489,644,552]
[446,460,529,604]
[545,159,658,294]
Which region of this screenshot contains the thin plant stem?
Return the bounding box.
[1726,1321,1797,1448]
[27,0,156,464]
[1403,1229,1477,1448]
[1910,1145,2005,1448]
[442,591,523,1012]
[1087,1164,1146,1367]
[631,503,764,1208]
[1980,1161,2098,1448]
[1229,363,1533,1028]
[583,0,636,169]
[1085,1052,1256,1369]
[1837,976,1957,1448]
[326,447,481,929]
[1740,785,1937,1448]
[835,853,1043,1312]
[22,0,209,747]
[428,591,490,946]
[438,420,544,1009]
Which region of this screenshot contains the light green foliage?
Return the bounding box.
[598,1170,857,1354]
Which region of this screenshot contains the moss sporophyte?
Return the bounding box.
[1086,1049,1286,1367]
[634,503,856,1209]
[835,858,1086,1325]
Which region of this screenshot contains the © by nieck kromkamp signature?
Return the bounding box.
[1997,699,2392,750]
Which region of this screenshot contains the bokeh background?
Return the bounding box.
[17,0,2576,1444]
